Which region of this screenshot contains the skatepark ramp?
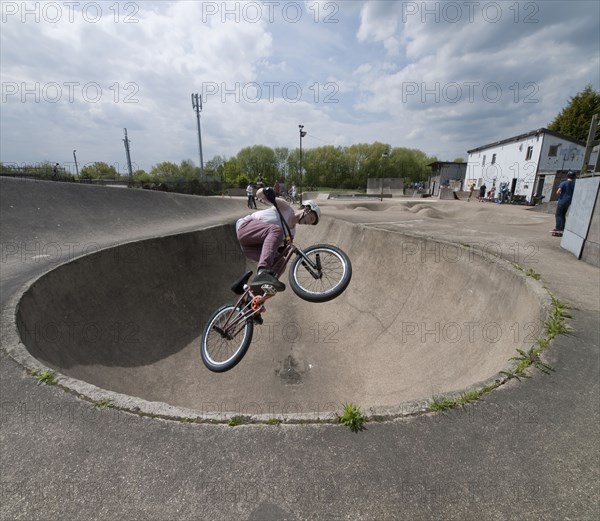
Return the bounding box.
[3,179,550,421]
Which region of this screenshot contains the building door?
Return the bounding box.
[510,178,518,195]
[535,176,545,198]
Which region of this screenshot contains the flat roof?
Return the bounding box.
[467,128,586,154]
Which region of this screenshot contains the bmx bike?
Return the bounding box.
[281,192,299,205]
[200,215,352,372]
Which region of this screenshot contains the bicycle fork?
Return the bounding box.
[299,251,322,280]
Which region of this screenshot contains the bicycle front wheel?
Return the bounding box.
[201,304,253,372]
[289,244,352,303]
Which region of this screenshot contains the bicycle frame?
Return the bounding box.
[216,238,323,339]
[215,200,325,339]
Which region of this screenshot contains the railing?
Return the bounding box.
[0,171,131,186]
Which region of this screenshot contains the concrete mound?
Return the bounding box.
[15,216,549,420]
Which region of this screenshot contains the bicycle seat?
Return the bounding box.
[231,271,253,295]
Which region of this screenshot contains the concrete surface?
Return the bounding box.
[1,177,598,520]
[11,215,548,420]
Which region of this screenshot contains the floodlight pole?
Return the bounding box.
[299,124,306,203]
[381,151,389,201]
[192,93,205,181]
[73,150,79,177]
[123,128,133,179]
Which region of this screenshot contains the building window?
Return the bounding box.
[491,154,496,165]
[525,146,533,160]
[548,144,560,157]
[482,155,486,166]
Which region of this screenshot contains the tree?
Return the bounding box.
[179,159,199,180]
[80,162,118,179]
[237,145,277,183]
[149,161,180,180]
[205,155,225,180]
[132,169,151,184]
[222,157,243,187]
[273,147,290,181]
[548,85,600,142]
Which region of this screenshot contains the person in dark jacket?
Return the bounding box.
[552,172,576,236]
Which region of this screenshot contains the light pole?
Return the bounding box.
[299,125,306,203]
[191,93,205,181]
[123,128,133,179]
[380,151,389,201]
[73,150,79,177]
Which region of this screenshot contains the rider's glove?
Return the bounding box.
[263,187,277,204]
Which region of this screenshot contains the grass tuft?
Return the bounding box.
[28,369,57,386]
[336,403,366,432]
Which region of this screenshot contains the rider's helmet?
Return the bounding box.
[300,200,321,225]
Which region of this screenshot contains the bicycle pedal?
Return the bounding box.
[260,284,278,295]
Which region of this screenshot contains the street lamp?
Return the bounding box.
[73,150,79,177]
[380,151,389,201]
[192,93,205,181]
[299,124,306,202]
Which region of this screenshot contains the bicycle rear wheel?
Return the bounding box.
[289,244,352,303]
[201,304,254,372]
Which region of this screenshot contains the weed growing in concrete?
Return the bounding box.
[545,295,571,337]
[336,403,366,432]
[228,416,244,427]
[429,386,496,412]
[28,369,57,385]
[94,399,114,410]
[501,294,569,380]
[512,263,542,280]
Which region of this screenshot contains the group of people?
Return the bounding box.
[246,180,297,209]
[466,172,577,236]
[466,183,491,202]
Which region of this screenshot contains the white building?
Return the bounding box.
[465,128,586,203]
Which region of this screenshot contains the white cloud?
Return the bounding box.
[1,0,598,171]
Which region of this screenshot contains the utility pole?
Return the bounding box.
[192,93,205,181]
[582,113,599,174]
[123,128,133,179]
[73,150,79,177]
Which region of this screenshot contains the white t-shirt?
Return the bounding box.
[236,206,296,236]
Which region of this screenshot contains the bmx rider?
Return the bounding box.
[236,187,321,292]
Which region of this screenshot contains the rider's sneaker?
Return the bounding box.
[253,314,264,325]
[251,269,285,292]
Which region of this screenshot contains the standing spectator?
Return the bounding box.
[467,182,475,202]
[52,163,59,179]
[256,174,264,190]
[478,183,486,202]
[246,183,257,209]
[552,172,576,236]
[289,183,298,204]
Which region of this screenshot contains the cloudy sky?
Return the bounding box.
[1,0,599,174]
